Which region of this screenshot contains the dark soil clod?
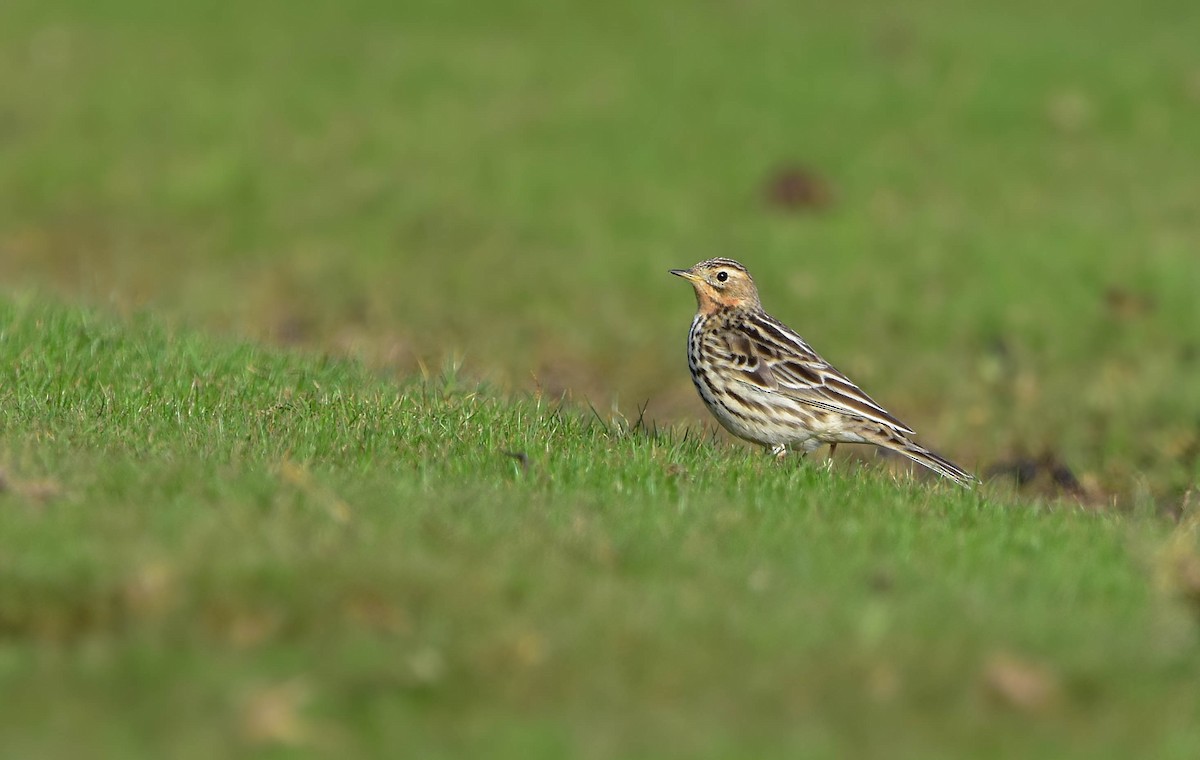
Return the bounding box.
[985,453,1084,497]
[503,451,529,471]
[762,165,833,213]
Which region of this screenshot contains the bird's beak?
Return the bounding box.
[669,268,698,282]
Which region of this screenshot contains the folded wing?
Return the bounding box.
[721,315,917,436]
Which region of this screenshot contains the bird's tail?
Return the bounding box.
[885,437,977,488]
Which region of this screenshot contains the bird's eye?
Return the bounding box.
[716,271,728,282]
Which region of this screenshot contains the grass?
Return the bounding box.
[3,0,1199,491]
[3,295,1200,758]
[3,296,1200,758]
[2,0,1200,756]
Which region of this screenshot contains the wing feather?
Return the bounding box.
[720,313,916,435]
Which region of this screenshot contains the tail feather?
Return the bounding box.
[888,440,977,488]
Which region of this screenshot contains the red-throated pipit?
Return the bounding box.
[671,257,975,486]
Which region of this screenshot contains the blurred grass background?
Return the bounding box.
[3,1,1200,757]
[3,0,1199,496]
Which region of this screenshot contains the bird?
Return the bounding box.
[670,257,976,487]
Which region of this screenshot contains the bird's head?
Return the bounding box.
[670,258,762,314]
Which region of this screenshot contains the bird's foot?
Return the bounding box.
[823,443,838,472]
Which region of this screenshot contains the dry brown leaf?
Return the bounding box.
[238,679,311,747]
[982,652,1060,713]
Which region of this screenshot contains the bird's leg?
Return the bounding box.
[769,443,788,461]
[824,443,838,471]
